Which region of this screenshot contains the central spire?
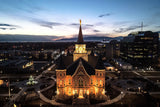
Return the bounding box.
[77,19,84,43]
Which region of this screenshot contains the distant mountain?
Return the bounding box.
[56,36,124,42]
[0,34,124,42]
[0,34,59,42]
[156,31,160,33]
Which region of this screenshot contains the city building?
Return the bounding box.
[96,40,120,60]
[56,20,106,100]
[113,59,132,71]
[110,40,120,58]
[104,62,115,71]
[120,31,159,68]
[0,59,33,72]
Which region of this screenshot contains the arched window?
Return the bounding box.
[75,80,77,86]
[91,79,93,84]
[85,81,87,86]
[96,80,98,86]
[81,80,83,86]
[79,79,83,86]
[69,88,71,95]
[100,80,102,86]
[60,80,62,86]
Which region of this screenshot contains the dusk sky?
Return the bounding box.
[0,0,160,38]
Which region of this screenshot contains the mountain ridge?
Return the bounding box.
[0,34,123,42]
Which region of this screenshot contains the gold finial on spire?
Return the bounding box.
[80,19,81,25]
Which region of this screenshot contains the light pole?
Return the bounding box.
[138,87,141,92]
[121,91,123,99]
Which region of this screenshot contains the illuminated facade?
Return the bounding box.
[56,20,106,100]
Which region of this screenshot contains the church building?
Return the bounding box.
[56,20,106,99]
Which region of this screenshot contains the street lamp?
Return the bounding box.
[121,91,123,99]
[0,70,3,74]
[40,103,42,107]
[11,88,13,91]
[14,104,17,107]
[138,87,141,92]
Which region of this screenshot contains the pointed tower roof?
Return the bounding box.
[77,19,84,44]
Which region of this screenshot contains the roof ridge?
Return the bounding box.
[66,57,95,75]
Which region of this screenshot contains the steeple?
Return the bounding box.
[77,19,84,43]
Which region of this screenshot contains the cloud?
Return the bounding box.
[0,23,19,30]
[95,22,105,26]
[113,25,148,33]
[70,23,94,29]
[70,23,79,26]
[0,28,7,30]
[9,28,16,30]
[0,23,18,27]
[98,13,112,17]
[0,24,12,27]
[85,24,94,27]
[93,30,101,32]
[0,27,16,30]
[30,18,64,29]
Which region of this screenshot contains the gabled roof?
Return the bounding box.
[66,58,95,75]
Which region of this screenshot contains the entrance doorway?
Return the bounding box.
[78,89,83,98]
